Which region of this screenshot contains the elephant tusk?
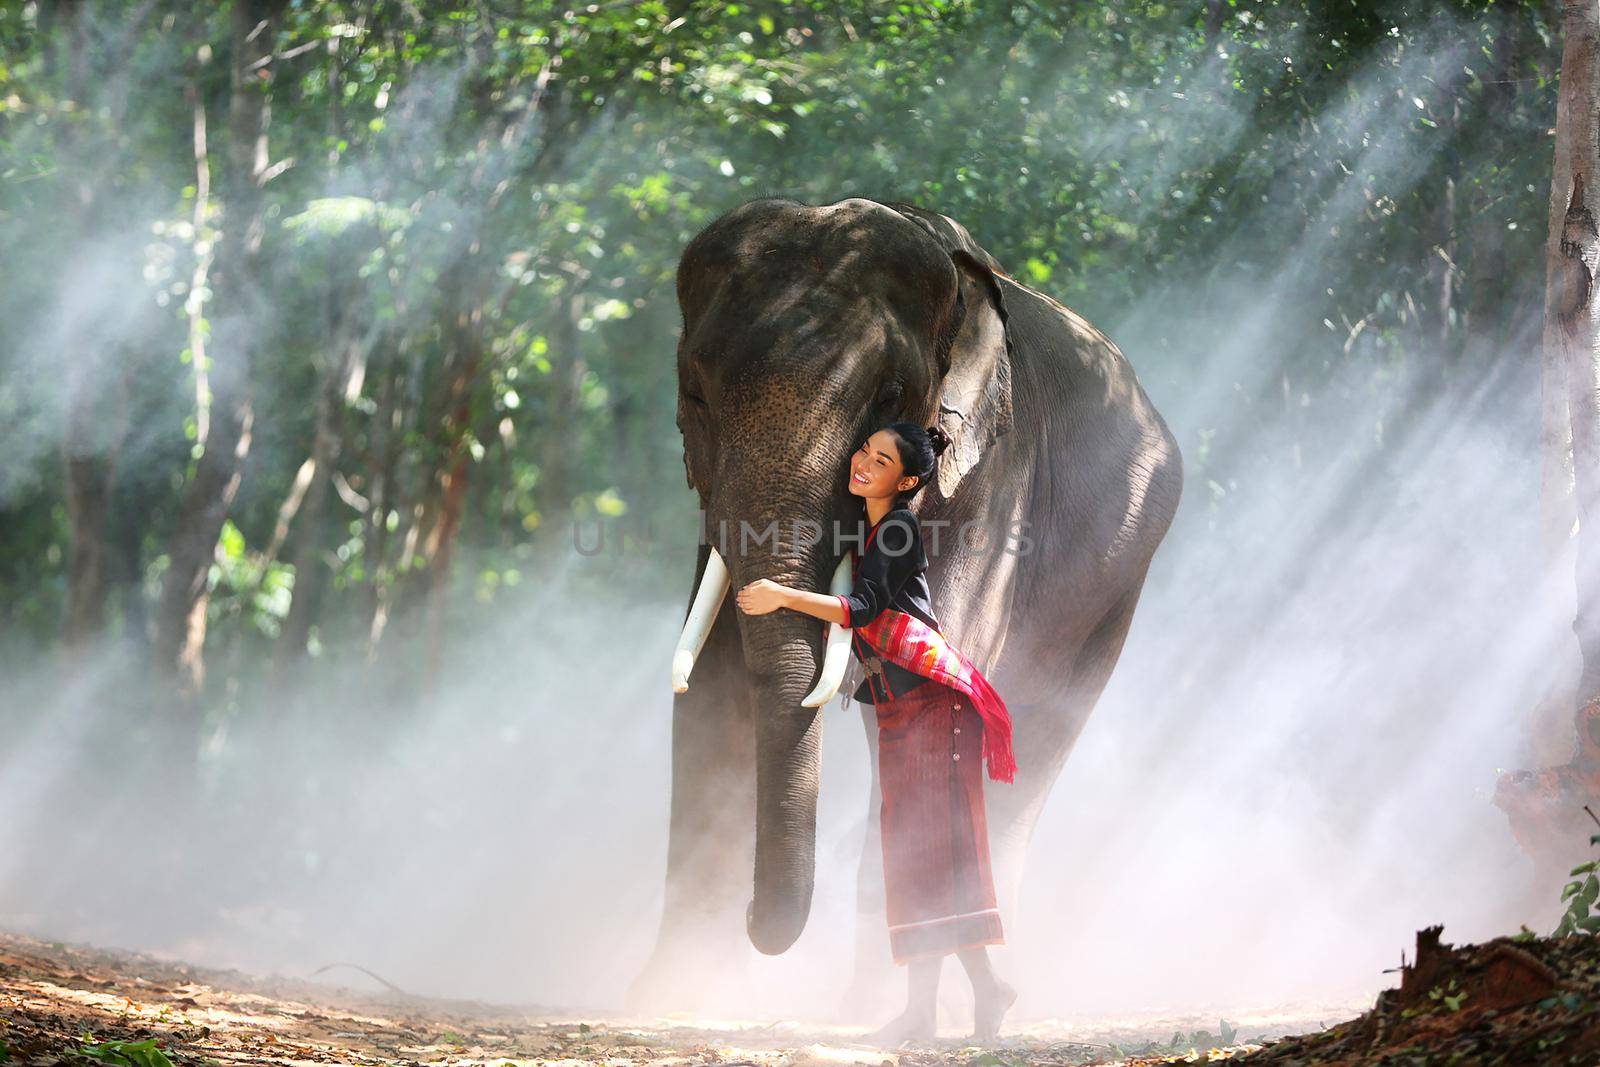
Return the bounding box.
[672,547,731,693]
[800,555,855,708]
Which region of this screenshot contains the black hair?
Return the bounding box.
[879,421,952,502]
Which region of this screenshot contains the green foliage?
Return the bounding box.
[1553,829,1600,937]
[0,0,1570,681]
[207,520,295,641]
[1398,978,1469,1016]
[1107,1018,1239,1058]
[72,1038,174,1067]
[282,197,413,240]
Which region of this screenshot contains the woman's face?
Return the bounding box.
[848,428,917,500]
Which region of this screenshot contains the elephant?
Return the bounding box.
[624,196,1183,1018]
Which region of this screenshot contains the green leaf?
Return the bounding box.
[218,520,245,562]
[74,1038,175,1067]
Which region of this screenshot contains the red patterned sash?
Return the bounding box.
[854,608,1017,784]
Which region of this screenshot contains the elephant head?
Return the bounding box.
[671,196,1016,954]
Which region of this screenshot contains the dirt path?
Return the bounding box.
[0,929,1369,1066]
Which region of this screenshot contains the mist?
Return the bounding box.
[0,0,1576,1037]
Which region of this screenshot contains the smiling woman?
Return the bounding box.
[734,420,1019,1046]
[732,426,924,630]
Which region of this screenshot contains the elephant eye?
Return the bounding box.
[875,379,903,414]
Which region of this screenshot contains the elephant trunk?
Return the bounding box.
[745,619,825,954]
[708,489,839,955]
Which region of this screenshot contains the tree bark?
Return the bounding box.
[1547,0,1600,713]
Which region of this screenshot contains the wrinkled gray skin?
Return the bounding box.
[625,197,1182,1016]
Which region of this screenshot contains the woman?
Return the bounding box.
[735,422,1019,1046]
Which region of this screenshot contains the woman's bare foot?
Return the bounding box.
[862,1007,937,1047]
[971,975,1017,1044]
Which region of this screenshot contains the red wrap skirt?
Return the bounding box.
[876,678,1005,963]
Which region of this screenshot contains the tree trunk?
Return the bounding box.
[537,288,586,552]
[1468,14,1523,346]
[1437,172,1457,349]
[363,361,403,660]
[51,0,117,649]
[1548,2,1600,712]
[272,32,364,673]
[1204,0,1225,51]
[153,0,285,718]
[414,282,489,684]
[271,343,346,672]
[1491,0,1600,883]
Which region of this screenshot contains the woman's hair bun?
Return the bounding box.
[880,420,948,500]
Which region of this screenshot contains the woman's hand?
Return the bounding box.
[736,578,790,615]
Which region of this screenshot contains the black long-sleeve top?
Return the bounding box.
[832,503,943,704]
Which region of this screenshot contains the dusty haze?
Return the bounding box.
[0,3,1572,1031]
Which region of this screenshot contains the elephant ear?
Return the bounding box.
[676,387,712,501]
[886,203,1016,502]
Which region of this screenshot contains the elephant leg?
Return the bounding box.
[836,701,970,1029]
[625,599,758,1015]
[981,573,1152,999]
[836,699,901,1022]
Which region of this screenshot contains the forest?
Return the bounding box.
[7,0,1600,1064]
[0,0,1557,704]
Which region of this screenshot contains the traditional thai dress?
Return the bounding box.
[833,503,1016,964]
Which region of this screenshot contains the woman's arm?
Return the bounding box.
[792,586,851,624]
[736,578,850,623]
[735,514,919,627]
